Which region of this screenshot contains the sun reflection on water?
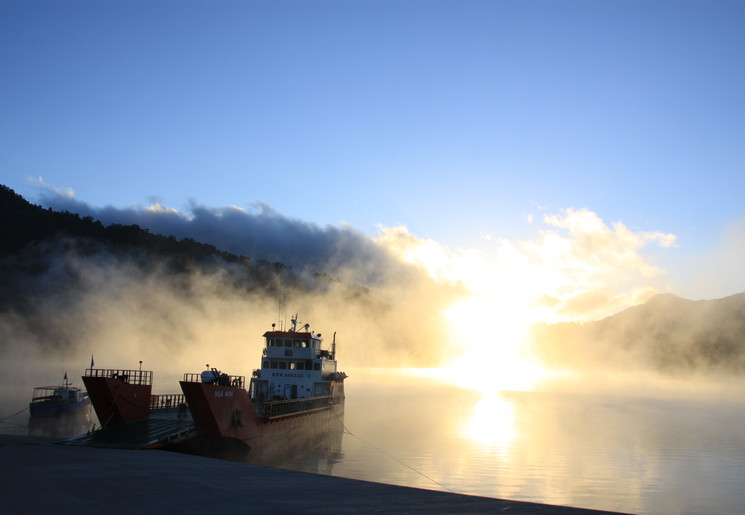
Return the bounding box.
[460,394,518,455]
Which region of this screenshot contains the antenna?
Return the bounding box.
[332,331,337,360]
[277,273,282,327]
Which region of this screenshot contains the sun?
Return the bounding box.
[375,224,557,392]
[436,292,551,393]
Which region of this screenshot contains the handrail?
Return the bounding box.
[182,373,245,389]
[150,394,187,410]
[84,368,153,386]
[262,395,334,417]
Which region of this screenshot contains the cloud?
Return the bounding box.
[540,208,675,282]
[556,286,660,319]
[28,176,75,198]
[524,208,676,319]
[375,208,676,325]
[30,185,677,322]
[675,217,745,299]
[375,225,475,285]
[35,191,410,287]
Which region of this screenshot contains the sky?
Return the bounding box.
[2,0,745,321]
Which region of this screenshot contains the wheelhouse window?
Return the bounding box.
[289,362,296,370]
[296,362,304,370]
[263,360,269,368]
[284,339,292,347]
[279,361,287,369]
[313,363,320,371]
[271,361,278,369]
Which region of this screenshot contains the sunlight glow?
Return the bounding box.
[460,394,518,454]
[377,211,676,390]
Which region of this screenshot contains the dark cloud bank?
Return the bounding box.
[41,194,388,283]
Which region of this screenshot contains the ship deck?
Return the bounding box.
[61,418,194,449]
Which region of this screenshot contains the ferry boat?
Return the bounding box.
[82,367,189,428]
[180,316,346,450]
[29,374,91,417]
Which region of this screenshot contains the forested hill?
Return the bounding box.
[532,292,745,374]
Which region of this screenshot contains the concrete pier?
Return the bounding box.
[0,434,627,514]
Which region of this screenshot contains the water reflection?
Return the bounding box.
[460,394,517,455]
[331,370,745,515]
[28,410,92,438]
[243,419,345,475]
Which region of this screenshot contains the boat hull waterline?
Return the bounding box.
[180,380,344,447]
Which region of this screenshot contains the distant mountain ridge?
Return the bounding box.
[532,292,745,374]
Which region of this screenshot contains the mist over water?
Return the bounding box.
[275,369,745,515]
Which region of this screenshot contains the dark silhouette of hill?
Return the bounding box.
[532,292,745,374]
[0,184,294,310]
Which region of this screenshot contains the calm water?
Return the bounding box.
[2,369,744,515]
[263,369,745,515]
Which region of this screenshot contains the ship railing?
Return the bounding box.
[150,394,187,410]
[182,373,245,389]
[84,368,153,386]
[262,395,333,417]
[30,386,62,402]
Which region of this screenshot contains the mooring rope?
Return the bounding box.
[0,406,29,423]
[101,397,118,428]
[333,413,456,494]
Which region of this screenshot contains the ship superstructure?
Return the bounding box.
[250,317,345,408]
[180,315,346,447]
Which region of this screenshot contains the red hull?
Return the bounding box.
[82,376,151,427]
[180,381,343,446]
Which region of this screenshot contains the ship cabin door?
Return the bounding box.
[291,384,298,399]
[251,379,269,402]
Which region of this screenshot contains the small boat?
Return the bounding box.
[180,315,347,450]
[29,374,91,417]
